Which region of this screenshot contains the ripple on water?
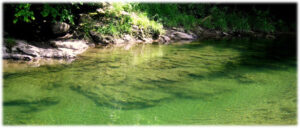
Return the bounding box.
[3,39,297,124]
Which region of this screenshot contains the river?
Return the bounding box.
[3,38,297,125]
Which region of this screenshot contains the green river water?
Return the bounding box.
[3,38,297,125]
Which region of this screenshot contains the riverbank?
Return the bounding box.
[2,2,294,61]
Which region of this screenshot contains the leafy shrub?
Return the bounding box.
[249,9,275,32]
[131,12,164,35]
[132,3,198,30]
[13,4,35,23]
[11,3,79,25]
[94,3,164,37]
[226,12,250,32]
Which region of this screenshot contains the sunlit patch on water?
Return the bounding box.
[3,38,297,125]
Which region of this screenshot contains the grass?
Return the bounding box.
[132,3,277,33]
[90,2,164,38]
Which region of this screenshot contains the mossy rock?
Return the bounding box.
[4,38,17,51]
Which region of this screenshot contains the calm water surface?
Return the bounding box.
[3,38,297,125]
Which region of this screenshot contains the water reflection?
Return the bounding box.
[3,39,297,125]
[131,44,163,65]
[3,58,75,73]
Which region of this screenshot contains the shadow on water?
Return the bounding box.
[3,35,297,111]
[180,35,296,75]
[4,97,60,113]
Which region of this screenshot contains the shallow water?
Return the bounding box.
[3,38,297,125]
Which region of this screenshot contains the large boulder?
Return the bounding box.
[4,39,89,60]
[89,31,114,45]
[158,35,171,44]
[3,45,33,60]
[50,40,89,50]
[51,22,70,35]
[13,40,41,57]
[172,31,195,40]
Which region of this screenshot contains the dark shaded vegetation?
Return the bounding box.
[4,97,59,106]
[3,3,296,41]
[133,3,296,32]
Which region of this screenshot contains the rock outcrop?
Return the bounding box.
[3,39,89,60]
[51,22,70,35]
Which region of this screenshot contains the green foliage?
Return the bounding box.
[10,3,281,37]
[133,4,278,33]
[200,6,251,32]
[40,4,75,25]
[132,3,198,30]
[226,13,250,32]
[249,9,275,32]
[4,38,17,50]
[131,12,164,35]
[96,21,132,36]
[13,4,35,24]
[94,3,164,37]
[95,14,133,37]
[12,4,77,25]
[200,6,228,31]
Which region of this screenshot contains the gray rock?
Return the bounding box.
[142,38,153,44]
[215,30,222,35]
[114,39,125,44]
[9,54,33,60]
[4,39,89,60]
[222,32,230,36]
[3,46,32,60]
[266,34,276,39]
[123,34,133,42]
[172,31,195,40]
[14,41,41,57]
[52,22,70,35]
[89,31,114,45]
[2,46,10,59]
[50,40,88,50]
[171,27,185,32]
[121,11,130,16]
[158,35,171,43]
[96,8,106,14]
[102,36,114,44]
[201,30,219,38]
